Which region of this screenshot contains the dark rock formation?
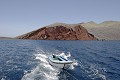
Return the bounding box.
[17,23,97,40]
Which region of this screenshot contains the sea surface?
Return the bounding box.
[0,40,120,80]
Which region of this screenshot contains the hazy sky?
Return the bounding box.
[0,0,120,37]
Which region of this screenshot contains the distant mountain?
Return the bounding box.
[81,21,120,40]
[0,37,13,39]
[17,21,120,40]
[17,23,97,40]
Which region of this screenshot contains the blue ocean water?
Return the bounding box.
[0,40,120,80]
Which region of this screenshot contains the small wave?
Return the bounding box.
[1,77,6,80]
[107,56,120,62]
[78,62,107,80]
[88,64,106,80]
[69,59,78,70]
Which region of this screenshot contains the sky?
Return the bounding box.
[0,0,120,37]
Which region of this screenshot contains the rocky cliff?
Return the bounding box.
[17,23,97,40]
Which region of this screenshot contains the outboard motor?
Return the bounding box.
[52,54,56,58]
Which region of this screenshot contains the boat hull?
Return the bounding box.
[48,56,72,69]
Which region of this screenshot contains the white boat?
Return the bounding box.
[48,54,73,69]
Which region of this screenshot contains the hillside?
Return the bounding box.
[17,23,97,40]
[81,21,120,40]
[17,21,120,40]
[0,37,13,40]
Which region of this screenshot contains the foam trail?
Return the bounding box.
[22,49,59,80]
[35,54,47,63]
[70,59,78,69]
[22,50,78,80]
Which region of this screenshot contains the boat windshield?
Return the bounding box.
[59,56,68,61]
[53,55,63,61]
[52,55,68,61]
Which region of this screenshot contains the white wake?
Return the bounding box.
[22,49,78,80]
[22,49,59,80]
